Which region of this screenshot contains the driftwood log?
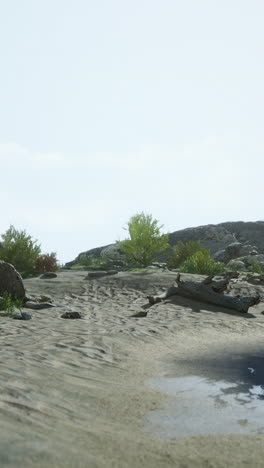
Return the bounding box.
[147,274,260,313]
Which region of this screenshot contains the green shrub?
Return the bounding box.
[0,225,41,275]
[180,249,225,275]
[78,254,112,270]
[117,212,169,267]
[35,252,59,273]
[1,293,23,315]
[168,240,202,268]
[250,260,264,274]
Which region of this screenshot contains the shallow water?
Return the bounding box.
[145,355,264,439]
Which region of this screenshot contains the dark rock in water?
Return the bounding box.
[61,311,82,319]
[40,272,57,279]
[13,312,32,320]
[0,261,26,300]
[24,301,55,310]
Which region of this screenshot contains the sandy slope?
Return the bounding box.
[1,270,264,467]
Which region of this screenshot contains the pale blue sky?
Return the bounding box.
[0,0,263,263]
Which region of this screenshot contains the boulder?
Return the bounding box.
[239,245,258,256]
[40,272,57,279]
[226,260,246,271]
[61,311,82,319]
[213,249,232,263]
[13,312,32,320]
[239,254,264,269]
[0,261,25,300]
[84,270,118,279]
[213,243,259,264]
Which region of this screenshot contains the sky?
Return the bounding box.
[0,0,263,264]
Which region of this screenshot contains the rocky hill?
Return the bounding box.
[65,221,264,268]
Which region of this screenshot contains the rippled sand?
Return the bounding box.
[1,270,264,467]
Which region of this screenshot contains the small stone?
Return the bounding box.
[84,271,108,279]
[39,295,52,303]
[40,272,57,279]
[130,311,148,318]
[61,311,82,319]
[24,301,55,310]
[13,312,32,320]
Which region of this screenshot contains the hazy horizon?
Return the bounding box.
[1,1,263,263]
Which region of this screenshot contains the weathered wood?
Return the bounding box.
[147,274,260,313]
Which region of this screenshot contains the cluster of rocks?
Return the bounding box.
[212,242,264,271]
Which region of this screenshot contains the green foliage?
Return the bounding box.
[1,292,23,315]
[77,254,112,270]
[168,241,202,268]
[180,249,225,275]
[117,212,169,267]
[35,252,59,273]
[0,225,41,274]
[250,260,264,274]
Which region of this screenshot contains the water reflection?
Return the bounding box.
[144,361,264,439]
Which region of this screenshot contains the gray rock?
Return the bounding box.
[39,295,52,303]
[239,245,259,256]
[84,271,108,279]
[226,260,246,271]
[13,312,32,320]
[213,249,231,263]
[0,261,26,300]
[213,243,259,264]
[61,311,82,319]
[40,272,57,279]
[24,301,55,310]
[225,242,243,257]
[100,244,124,260]
[239,254,264,268]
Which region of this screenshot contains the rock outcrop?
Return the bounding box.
[213,242,259,263]
[0,261,26,300]
[65,221,264,268]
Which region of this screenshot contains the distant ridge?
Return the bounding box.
[65,221,264,267]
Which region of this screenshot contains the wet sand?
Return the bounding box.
[1,270,264,467]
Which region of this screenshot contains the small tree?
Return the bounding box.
[0,225,41,275]
[35,252,59,273]
[117,212,169,267]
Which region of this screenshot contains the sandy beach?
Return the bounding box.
[1,270,264,467]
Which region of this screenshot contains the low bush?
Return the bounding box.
[35,252,59,273]
[77,255,112,270]
[168,241,202,268]
[1,293,23,315]
[0,225,41,275]
[250,260,264,274]
[180,249,225,275]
